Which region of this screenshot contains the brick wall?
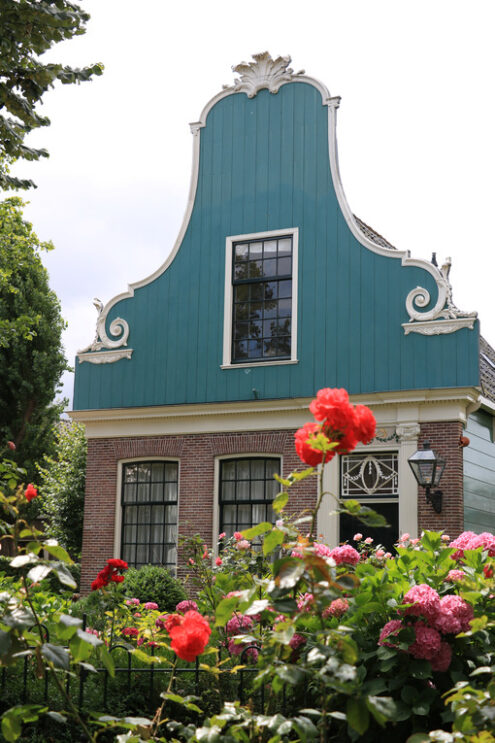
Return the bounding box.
[81,429,317,593]
[417,421,464,538]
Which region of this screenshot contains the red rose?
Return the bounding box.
[24,484,38,502]
[163,614,182,633]
[168,610,211,662]
[309,388,355,433]
[91,575,107,591]
[354,404,376,444]
[106,558,128,570]
[111,574,125,583]
[295,422,335,466]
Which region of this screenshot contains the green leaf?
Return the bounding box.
[276,664,304,686]
[51,563,76,589]
[0,630,12,656]
[76,628,102,647]
[42,540,73,564]
[263,529,285,556]
[406,735,430,743]
[1,712,21,742]
[272,557,305,591]
[244,599,269,616]
[47,712,67,724]
[367,696,411,723]
[10,553,38,568]
[292,715,318,739]
[99,645,115,678]
[41,643,69,670]
[272,491,288,513]
[272,598,298,614]
[215,597,239,627]
[27,564,52,583]
[346,698,370,735]
[242,522,272,539]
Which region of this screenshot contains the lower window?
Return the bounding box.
[219,457,280,538]
[121,461,178,569]
[340,452,399,552]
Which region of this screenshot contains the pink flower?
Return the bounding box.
[226,614,253,635]
[155,615,168,629]
[402,584,441,621]
[448,531,495,559]
[225,591,242,599]
[446,569,465,583]
[7,441,15,451]
[236,540,250,550]
[329,545,360,566]
[144,602,159,610]
[122,627,139,638]
[411,538,421,545]
[227,638,258,660]
[364,537,373,545]
[408,624,442,661]
[323,598,349,618]
[400,533,410,542]
[375,549,385,558]
[353,533,363,542]
[176,600,198,613]
[441,534,451,542]
[384,552,393,560]
[215,557,222,566]
[233,532,243,541]
[433,595,473,634]
[125,598,140,606]
[430,641,452,671]
[289,633,306,651]
[218,532,226,540]
[313,542,333,558]
[297,593,314,612]
[378,619,404,647]
[291,550,303,558]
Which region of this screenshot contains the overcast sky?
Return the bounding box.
[12,0,495,407]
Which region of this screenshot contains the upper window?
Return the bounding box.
[219,457,280,539]
[222,229,298,367]
[121,461,178,570]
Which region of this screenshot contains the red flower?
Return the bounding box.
[91,575,107,591]
[354,404,376,445]
[163,614,182,633]
[7,441,15,451]
[483,564,494,578]
[91,557,128,590]
[106,558,128,570]
[24,484,38,502]
[168,610,211,662]
[294,422,334,467]
[111,574,125,583]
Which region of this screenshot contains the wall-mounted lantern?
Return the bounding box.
[407,440,445,514]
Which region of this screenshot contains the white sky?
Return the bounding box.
[12,0,495,406]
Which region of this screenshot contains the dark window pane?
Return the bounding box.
[124,464,138,483]
[277,256,291,275]
[219,458,280,537]
[278,280,292,298]
[234,284,249,302]
[277,238,292,256]
[264,281,277,300]
[234,262,249,280]
[248,260,262,278]
[233,340,248,359]
[249,242,263,260]
[247,339,262,358]
[278,298,291,317]
[234,322,249,339]
[222,461,236,481]
[151,463,164,482]
[165,463,178,482]
[249,320,262,339]
[340,503,398,553]
[137,464,151,482]
[263,258,277,277]
[235,243,248,261]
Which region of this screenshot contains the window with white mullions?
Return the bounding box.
[219,457,280,541]
[232,236,292,362]
[121,461,178,570]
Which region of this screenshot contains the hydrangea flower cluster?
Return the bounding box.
[225,613,257,660]
[448,531,495,560]
[323,598,349,618]
[295,388,376,466]
[378,583,474,671]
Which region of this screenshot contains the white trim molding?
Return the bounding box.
[222,228,299,368]
[78,349,133,364]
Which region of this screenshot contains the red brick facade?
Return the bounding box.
[81,429,318,593]
[417,420,464,538]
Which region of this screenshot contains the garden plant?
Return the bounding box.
[0,389,493,742]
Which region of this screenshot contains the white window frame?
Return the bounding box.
[221,228,299,369]
[114,457,180,570]
[213,453,283,556]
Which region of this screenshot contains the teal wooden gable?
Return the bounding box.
[73,53,479,411]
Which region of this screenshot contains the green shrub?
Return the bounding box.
[123,564,187,612]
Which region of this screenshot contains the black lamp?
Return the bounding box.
[407,440,445,514]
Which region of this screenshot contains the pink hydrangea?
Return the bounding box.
[378,619,404,647]
[155,615,168,629]
[125,598,140,606]
[144,602,159,610]
[313,542,333,558]
[176,600,198,613]
[329,544,360,566]
[226,614,253,635]
[227,638,258,661]
[430,641,452,671]
[323,598,349,618]
[447,531,495,560]
[402,584,441,621]
[297,593,314,612]
[408,624,442,661]
[289,633,306,650]
[446,569,465,582]
[433,595,473,634]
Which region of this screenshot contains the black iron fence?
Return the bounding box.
[0,616,265,717]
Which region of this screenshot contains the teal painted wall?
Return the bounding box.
[464,410,495,533]
[73,82,479,410]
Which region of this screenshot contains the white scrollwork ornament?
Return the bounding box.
[225,52,305,98]
[77,298,132,364]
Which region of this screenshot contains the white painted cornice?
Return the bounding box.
[70,387,482,438]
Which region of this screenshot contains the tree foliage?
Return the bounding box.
[37,420,86,560]
[0,196,67,481]
[0,0,103,190]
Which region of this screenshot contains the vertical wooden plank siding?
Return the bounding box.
[464,410,495,533]
[74,82,479,411]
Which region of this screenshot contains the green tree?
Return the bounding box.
[0,0,103,190]
[0,196,67,481]
[37,420,86,560]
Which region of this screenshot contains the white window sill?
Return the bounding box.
[221,359,299,370]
